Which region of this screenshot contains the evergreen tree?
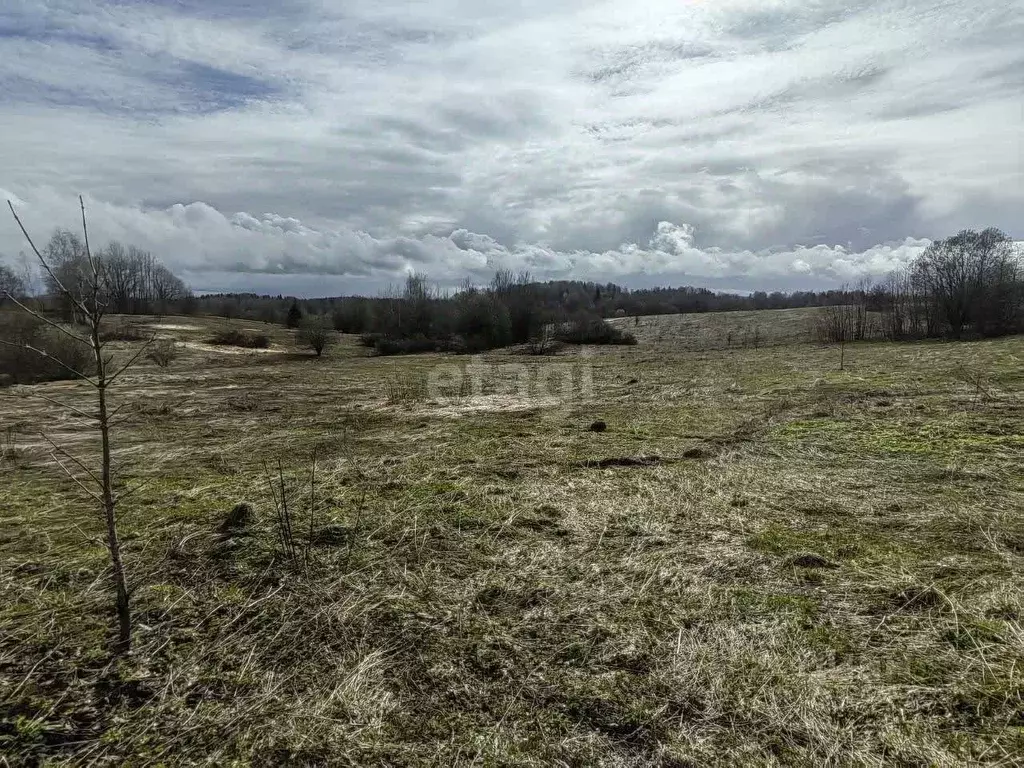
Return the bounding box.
[285,299,303,328]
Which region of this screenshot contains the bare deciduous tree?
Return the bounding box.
[877,229,1022,340]
[1,197,152,653]
[297,314,333,357]
[96,241,189,316]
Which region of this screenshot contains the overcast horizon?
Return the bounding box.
[1,0,1022,298]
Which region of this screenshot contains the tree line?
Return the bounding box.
[286,271,638,354]
[1,228,192,319]
[4,225,1021,355]
[199,270,861,355]
[194,280,875,330]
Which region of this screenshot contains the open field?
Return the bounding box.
[2,308,1023,766]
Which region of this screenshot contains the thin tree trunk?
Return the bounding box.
[93,288,131,652]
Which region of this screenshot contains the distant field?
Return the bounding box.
[2,307,1023,765]
[608,306,819,349]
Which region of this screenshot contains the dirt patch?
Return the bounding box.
[682,446,712,459]
[782,553,838,569]
[379,394,568,418]
[180,342,278,355]
[889,585,950,612]
[577,448,715,468]
[145,323,202,332]
[578,455,670,469]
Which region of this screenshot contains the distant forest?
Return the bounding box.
[201,278,856,324]
[2,227,1022,355]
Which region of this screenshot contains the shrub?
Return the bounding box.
[813,289,875,343]
[297,315,333,357]
[384,374,429,404]
[0,313,95,385]
[146,340,178,367]
[0,265,25,303]
[207,330,271,349]
[526,327,561,355]
[362,334,444,356]
[1,426,20,465]
[556,316,637,346]
[99,321,147,342]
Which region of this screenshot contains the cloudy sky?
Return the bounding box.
[0,0,1021,296]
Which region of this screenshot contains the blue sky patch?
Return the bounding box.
[160,61,281,113]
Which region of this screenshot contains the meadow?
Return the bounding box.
[1,308,1022,766]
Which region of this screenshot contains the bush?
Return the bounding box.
[146,340,178,367]
[383,374,429,404]
[297,315,333,357]
[526,328,561,355]
[556,316,637,346]
[207,330,271,349]
[360,333,444,356]
[0,313,95,385]
[376,336,444,356]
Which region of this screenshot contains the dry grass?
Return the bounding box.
[607,306,819,351]
[1,309,1022,765]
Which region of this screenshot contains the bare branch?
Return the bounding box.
[107,402,130,420]
[80,195,94,269]
[108,335,158,385]
[20,390,98,422]
[8,203,93,319]
[79,195,111,324]
[40,432,103,490]
[115,476,155,506]
[6,200,48,266]
[50,452,104,505]
[105,399,142,430]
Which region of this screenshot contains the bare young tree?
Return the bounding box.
[0,197,151,653]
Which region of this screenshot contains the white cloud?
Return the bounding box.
[0,0,1020,294]
[1,188,931,296]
